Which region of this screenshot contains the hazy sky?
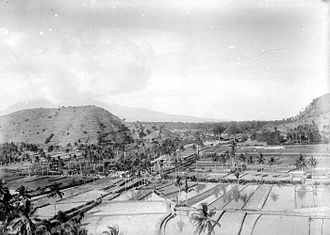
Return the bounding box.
[0,0,328,120]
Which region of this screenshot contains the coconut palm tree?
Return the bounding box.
[309,156,317,179]
[0,180,15,232]
[234,170,240,184]
[0,179,10,199]
[35,219,54,235]
[16,185,31,200]
[175,176,183,203]
[56,218,88,235]
[295,154,307,171]
[10,199,38,235]
[268,157,277,173]
[101,225,120,235]
[183,178,191,205]
[190,203,220,235]
[47,183,64,215]
[257,153,265,170]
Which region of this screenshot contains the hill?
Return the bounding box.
[0,106,125,146]
[294,93,330,122]
[276,93,330,139]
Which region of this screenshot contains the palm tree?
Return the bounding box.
[268,157,276,173]
[35,219,54,235]
[295,154,307,171]
[234,170,240,184]
[47,183,64,215]
[190,203,220,235]
[56,217,88,235]
[16,185,31,200]
[175,176,183,203]
[10,199,38,235]
[257,153,265,170]
[183,178,190,205]
[101,225,120,235]
[0,179,10,198]
[247,156,254,165]
[0,179,14,232]
[309,156,317,180]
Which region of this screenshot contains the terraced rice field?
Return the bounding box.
[163,182,330,235]
[7,175,89,191]
[33,178,121,219]
[252,214,309,235]
[156,182,214,202]
[112,189,152,201]
[165,210,330,235]
[83,201,170,235]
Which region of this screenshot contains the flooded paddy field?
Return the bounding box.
[161,181,330,235]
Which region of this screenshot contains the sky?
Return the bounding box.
[0,0,328,121]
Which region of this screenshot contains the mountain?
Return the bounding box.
[95,103,226,123]
[1,99,227,123]
[0,98,57,116]
[0,106,125,146]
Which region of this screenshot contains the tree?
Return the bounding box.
[15,185,31,201]
[194,132,204,156]
[47,183,64,215]
[226,123,242,135]
[183,178,190,205]
[212,125,226,137]
[230,140,237,167]
[247,156,254,165]
[0,179,14,231]
[190,203,220,235]
[309,156,318,180]
[0,179,10,200]
[101,225,120,235]
[10,199,38,235]
[295,154,307,171]
[268,157,277,173]
[175,176,183,204]
[54,215,88,235]
[257,153,265,169]
[234,170,240,184]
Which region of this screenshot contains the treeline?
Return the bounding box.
[250,124,322,145]
[144,121,280,133]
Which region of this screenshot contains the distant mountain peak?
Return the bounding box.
[1,98,228,123]
[0,98,57,115]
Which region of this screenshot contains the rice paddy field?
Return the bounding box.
[163,182,330,235]
[82,201,170,235]
[2,144,330,234]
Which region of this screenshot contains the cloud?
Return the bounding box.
[0,29,25,48]
[0,31,152,105]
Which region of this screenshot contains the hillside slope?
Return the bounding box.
[277,93,330,137]
[0,106,125,146]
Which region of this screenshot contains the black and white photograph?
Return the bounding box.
[0,0,329,234]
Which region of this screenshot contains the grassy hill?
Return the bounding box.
[0,105,125,146]
[276,93,330,138]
